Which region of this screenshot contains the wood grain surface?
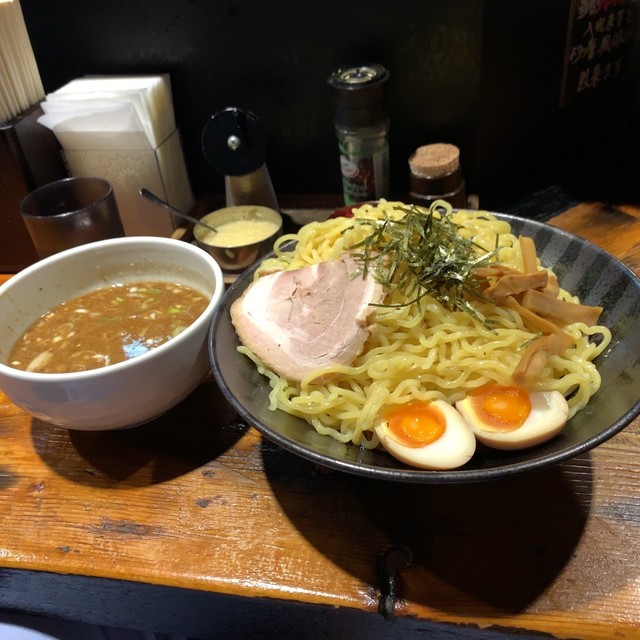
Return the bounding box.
[0,200,639,639]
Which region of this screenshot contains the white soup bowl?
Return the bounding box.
[0,237,224,430]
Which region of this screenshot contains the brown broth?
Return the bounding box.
[8,281,209,373]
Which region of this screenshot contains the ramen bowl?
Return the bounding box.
[211,214,640,483]
[0,237,224,430]
[193,205,283,273]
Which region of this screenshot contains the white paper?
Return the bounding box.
[36,74,175,148]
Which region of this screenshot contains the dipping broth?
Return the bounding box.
[199,219,280,248]
[8,281,209,373]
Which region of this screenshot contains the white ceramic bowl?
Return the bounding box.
[0,237,224,430]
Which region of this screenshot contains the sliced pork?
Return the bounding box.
[230,256,386,382]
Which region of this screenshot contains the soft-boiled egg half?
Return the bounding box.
[455,383,569,451]
[374,399,476,470]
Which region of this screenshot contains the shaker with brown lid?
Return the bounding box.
[408,143,467,208]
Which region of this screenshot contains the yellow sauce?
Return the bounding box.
[201,219,279,248]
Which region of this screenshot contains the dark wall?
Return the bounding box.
[20,0,639,209]
[476,1,570,204]
[478,0,640,206]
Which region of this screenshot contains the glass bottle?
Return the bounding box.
[328,64,390,205]
[407,143,467,208]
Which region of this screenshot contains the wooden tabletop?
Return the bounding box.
[0,198,639,639]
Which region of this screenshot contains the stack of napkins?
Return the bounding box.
[38,74,193,237]
[38,75,175,149]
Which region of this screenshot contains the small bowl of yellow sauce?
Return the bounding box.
[193,205,283,273]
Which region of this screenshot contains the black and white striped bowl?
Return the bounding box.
[210,213,640,483]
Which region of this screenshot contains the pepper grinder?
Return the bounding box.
[328,64,390,205]
[201,107,280,211]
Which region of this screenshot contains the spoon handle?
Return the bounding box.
[139,188,217,234]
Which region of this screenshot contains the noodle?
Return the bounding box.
[242,200,611,449]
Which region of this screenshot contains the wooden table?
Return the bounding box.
[0,198,639,640]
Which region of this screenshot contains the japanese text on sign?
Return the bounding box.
[561,0,637,106]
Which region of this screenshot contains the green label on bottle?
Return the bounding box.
[339,146,389,205]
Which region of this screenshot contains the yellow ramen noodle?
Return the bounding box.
[240,201,611,450]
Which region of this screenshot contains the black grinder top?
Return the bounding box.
[201,107,268,177]
[327,64,390,129]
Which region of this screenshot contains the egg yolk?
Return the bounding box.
[468,384,532,432]
[384,401,446,448]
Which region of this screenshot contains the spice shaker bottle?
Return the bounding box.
[328,64,390,205]
[201,107,279,212]
[407,143,467,208]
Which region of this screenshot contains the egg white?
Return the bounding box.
[455,389,569,451]
[374,399,476,470]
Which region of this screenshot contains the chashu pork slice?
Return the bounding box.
[230,256,386,382]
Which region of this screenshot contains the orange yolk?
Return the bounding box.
[384,401,446,448]
[468,384,531,432]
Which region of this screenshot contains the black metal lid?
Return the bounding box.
[327,64,390,128]
[201,107,267,177]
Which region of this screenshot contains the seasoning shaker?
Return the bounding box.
[407,143,467,208]
[328,64,390,205]
[201,107,280,212]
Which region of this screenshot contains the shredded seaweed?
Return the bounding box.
[347,200,499,324]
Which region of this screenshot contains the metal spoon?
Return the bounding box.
[139,188,217,235]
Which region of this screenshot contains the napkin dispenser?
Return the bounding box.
[59,128,192,237]
[38,75,194,237]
